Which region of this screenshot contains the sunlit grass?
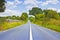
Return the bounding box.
[32,19,60,32]
[44,25,60,32]
[0,21,26,31]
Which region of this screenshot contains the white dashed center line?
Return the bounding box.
[30,23,33,40]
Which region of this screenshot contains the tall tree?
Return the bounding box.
[0,0,6,12]
[20,13,28,20]
[43,9,59,19]
[35,14,44,21]
[11,15,17,20]
[29,7,43,16]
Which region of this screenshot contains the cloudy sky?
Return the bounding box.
[0,0,60,16]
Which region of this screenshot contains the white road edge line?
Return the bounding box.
[30,23,33,40]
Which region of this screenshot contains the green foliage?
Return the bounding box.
[0,21,26,31]
[20,12,28,21]
[0,15,28,31]
[58,13,60,19]
[0,0,6,12]
[6,15,21,20]
[35,14,44,21]
[11,15,17,20]
[29,7,43,16]
[16,16,21,20]
[0,17,6,25]
[43,9,59,19]
[6,16,12,19]
[29,16,35,22]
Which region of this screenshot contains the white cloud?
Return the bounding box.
[6,0,22,8]
[41,0,59,6]
[24,0,37,5]
[47,0,59,4]
[26,5,39,11]
[24,0,40,11]
[23,0,59,11]
[5,9,22,16]
[48,8,57,10]
[41,2,48,6]
[0,9,22,16]
[6,1,17,8]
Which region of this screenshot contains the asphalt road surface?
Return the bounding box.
[0,22,60,40]
[31,24,60,40]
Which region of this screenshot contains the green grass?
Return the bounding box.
[0,21,26,31]
[32,19,60,32]
[42,24,60,32]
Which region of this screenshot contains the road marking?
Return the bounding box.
[30,23,33,40]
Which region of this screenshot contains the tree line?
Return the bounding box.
[29,7,60,32]
[29,7,60,22]
[0,13,28,27]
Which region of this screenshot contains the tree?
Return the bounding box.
[11,15,17,20]
[16,16,20,20]
[6,16,12,19]
[29,7,43,16]
[20,13,28,20]
[35,14,44,21]
[58,13,60,19]
[0,0,6,12]
[58,13,60,16]
[29,16,35,22]
[43,9,59,19]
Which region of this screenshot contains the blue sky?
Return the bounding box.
[0,0,60,16]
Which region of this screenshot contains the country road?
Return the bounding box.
[0,22,60,40]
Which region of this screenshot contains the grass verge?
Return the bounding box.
[0,21,26,31]
[32,19,60,32]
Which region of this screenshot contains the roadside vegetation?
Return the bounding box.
[0,0,29,31]
[0,12,28,31]
[29,7,60,32]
